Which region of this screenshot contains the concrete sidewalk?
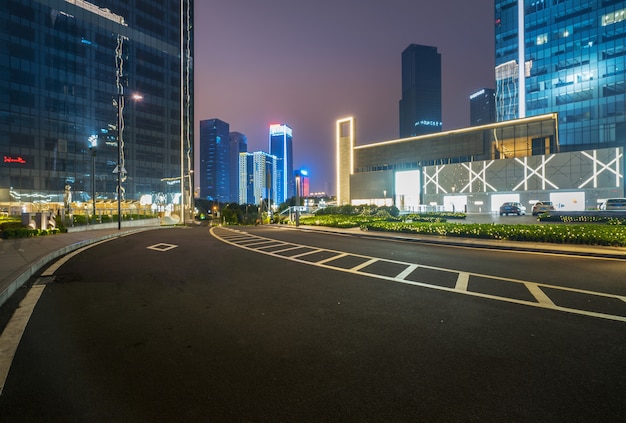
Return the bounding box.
[0,220,163,308]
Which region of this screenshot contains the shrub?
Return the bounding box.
[360,221,626,247]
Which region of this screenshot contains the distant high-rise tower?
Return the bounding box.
[239,151,277,206]
[494,0,626,157]
[470,88,496,126]
[229,132,247,203]
[269,124,293,203]
[399,44,442,138]
[199,119,229,201]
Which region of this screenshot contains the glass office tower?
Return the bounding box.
[199,119,229,202]
[1,0,194,215]
[495,0,626,154]
[470,88,497,126]
[399,44,442,138]
[229,132,247,203]
[269,123,293,203]
[238,151,277,207]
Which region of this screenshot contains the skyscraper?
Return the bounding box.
[199,119,229,201]
[399,44,442,138]
[269,123,293,203]
[238,151,277,206]
[0,0,194,214]
[495,0,626,156]
[229,132,247,203]
[470,88,496,126]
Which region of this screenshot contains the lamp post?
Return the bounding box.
[115,92,142,230]
[295,172,301,227]
[116,92,123,230]
[88,135,97,222]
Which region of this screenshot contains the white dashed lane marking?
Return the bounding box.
[211,226,626,323]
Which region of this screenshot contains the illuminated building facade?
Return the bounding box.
[470,88,497,126]
[338,114,623,212]
[238,151,277,207]
[199,118,229,201]
[0,0,194,214]
[336,117,355,205]
[495,0,626,161]
[399,44,442,138]
[269,123,293,203]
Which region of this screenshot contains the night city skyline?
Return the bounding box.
[194,0,495,195]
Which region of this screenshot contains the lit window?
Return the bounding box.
[602,8,626,26]
[536,34,548,45]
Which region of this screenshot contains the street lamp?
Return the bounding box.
[295,172,301,227]
[88,134,97,222]
[115,92,142,230]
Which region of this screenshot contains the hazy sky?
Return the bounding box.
[194,0,495,195]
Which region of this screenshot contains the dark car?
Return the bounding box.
[499,202,526,216]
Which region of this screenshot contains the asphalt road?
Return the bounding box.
[0,226,624,422]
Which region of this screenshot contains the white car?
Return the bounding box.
[602,198,626,211]
[532,201,556,215]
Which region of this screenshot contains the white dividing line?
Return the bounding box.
[350,258,379,272]
[1,237,117,396]
[271,245,308,254]
[291,249,325,259]
[42,239,113,277]
[395,264,418,280]
[256,242,289,250]
[455,272,470,291]
[317,253,349,265]
[526,283,556,306]
[239,240,278,248]
[0,284,45,396]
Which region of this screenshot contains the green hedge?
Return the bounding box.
[361,221,626,247]
[299,213,626,247]
[1,224,62,239]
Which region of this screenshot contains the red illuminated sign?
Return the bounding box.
[3,155,26,164]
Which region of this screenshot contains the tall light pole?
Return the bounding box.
[116,92,123,230]
[88,135,97,222]
[295,172,301,227]
[115,92,142,230]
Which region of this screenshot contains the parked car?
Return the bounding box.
[531,201,555,215]
[601,198,626,211]
[499,202,526,216]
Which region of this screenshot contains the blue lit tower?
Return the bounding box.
[269,124,293,203]
[199,119,229,201]
[399,44,443,138]
[495,0,626,158]
[229,132,247,203]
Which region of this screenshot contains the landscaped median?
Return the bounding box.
[300,209,626,247]
[359,221,626,247]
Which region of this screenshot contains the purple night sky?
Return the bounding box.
[194,0,495,195]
